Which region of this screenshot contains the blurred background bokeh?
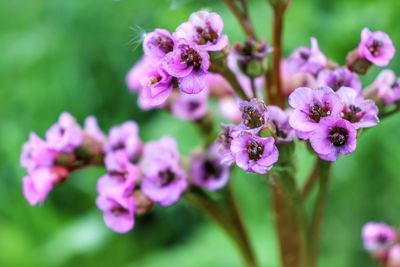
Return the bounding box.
[1,0,400,266]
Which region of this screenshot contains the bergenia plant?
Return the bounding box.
[20,1,400,266]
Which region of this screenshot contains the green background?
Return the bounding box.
[1,0,400,266]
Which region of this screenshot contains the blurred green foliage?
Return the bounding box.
[1,0,400,266]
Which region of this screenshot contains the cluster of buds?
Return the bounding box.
[362,222,400,267]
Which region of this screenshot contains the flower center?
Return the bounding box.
[376,233,389,245]
[272,120,288,139]
[196,25,218,45]
[242,106,265,129]
[203,159,222,180]
[342,105,362,123]
[328,127,348,147]
[368,39,383,57]
[111,205,128,216]
[308,103,331,122]
[159,169,176,186]
[187,101,200,112]
[152,35,174,54]
[181,45,202,71]
[247,140,264,161]
[299,50,310,61]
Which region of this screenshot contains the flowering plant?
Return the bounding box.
[20,1,400,266]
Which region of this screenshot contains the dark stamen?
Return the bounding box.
[329,127,348,147]
[247,140,264,161]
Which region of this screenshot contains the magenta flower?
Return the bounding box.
[216,124,236,166]
[84,116,106,145]
[268,106,295,144]
[143,29,175,58]
[163,41,210,94]
[140,136,187,206]
[21,133,57,172]
[104,151,141,178]
[336,87,379,129]
[175,11,228,51]
[45,112,83,153]
[23,167,68,206]
[139,65,175,108]
[96,186,135,233]
[96,172,136,196]
[288,87,343,138]
[105,121,142,161]
[171,89,208,120]
[237,98,269,133]
[370,69,400,105]
[358,28,395,66]
[362,222,398,253]
[126,56,153,92]
[190,145,230,191]
[286,38,327,75]
[309,117,357,162]
[317,67,362,92]
[230,132,279,174]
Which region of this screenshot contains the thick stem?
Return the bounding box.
[222,0,257,40]
[186,187,258,267]
[269,170,308,267]
[308,160,332,267]
[300,159,320,200]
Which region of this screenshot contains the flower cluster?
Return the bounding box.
[216,98,292,174]
[126,11,228,112]
[288,86,379,161]
[362,222,400,267]
[20,113,105,205]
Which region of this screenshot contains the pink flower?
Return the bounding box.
[23,167,68,206]
[45,112,83,153]
[171,89,208,121]
[126,56,153,92]
[368,69,400,105]
[358,28,395,66]
[268,106,295,144]
[388,245,400,267]
[175,11,228,51]
[163,41,210,94]
[20,133,57,172]
[143,29,175,58]
[362,222,398,253]
[317,67,362,92]
[84,116,106,145]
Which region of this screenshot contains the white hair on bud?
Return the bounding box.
[127,25,147,52]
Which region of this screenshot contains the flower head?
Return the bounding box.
[143,29,175,58]
[163,41,210,94]
[216,124,236,165]
[362,222,397,253]
[126,56,153,92]
[358,28,395,66]
[317,67,362,92]
[230,132,279,174]
[309,117,357,162]
[370,69,400,105]
[21,133,57,172]
[190,145,230,191]
[45,112,83,153]
[84,116,106,145]
[268,106,295,144]
[337,87,379,129]
[171,89,209,121]
[139,65,175,108]
[175,11,228,51]
[286,38,327,75]
[238,98,269,132]
[289,87,343,138]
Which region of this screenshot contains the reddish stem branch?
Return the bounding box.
[222,0,258,40]
[301,159,320,200]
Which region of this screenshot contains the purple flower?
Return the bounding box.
[370,69,400,105]
[171,89,208,120]
[358,28,395,66]
[45,112,83,153]
[288,87,343,138]
[23,167,68,206]
[105,121,142,162]
[84,116,106,145]
[281,62,318,97]
[317,67,362,92]
[139,65,175,108]
[126,56,153,92]
[230,132,279,174]
[175,11,228,51]
[309,117,357,162]
[96,186,135,233]
[104,151,141,178]
[143,29,175,58]
[140,136,187,206]
[268,106,295,144]
[336,87,379,129]
[388,245,400,267]
[362,222,397,253]
[190,145,230,191]
[237,98,269,132]
[216,124,236,165]
[163,41,210,94]
[286,38,327,75]
[21,133,57,172]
